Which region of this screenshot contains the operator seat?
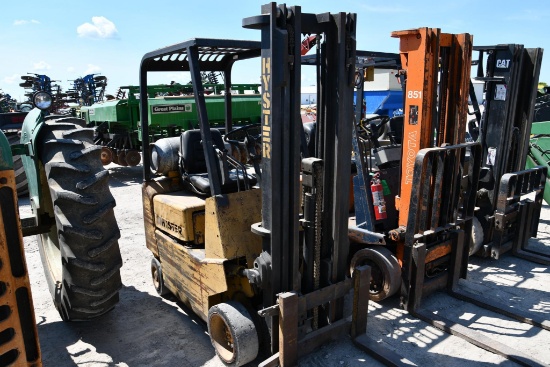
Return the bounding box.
[179,129,257,196]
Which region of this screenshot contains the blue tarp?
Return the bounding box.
[353,90,403,117]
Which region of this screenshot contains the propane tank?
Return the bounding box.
[371,173,387,220]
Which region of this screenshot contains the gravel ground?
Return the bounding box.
[18,163,550,366]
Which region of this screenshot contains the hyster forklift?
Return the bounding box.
[141,3,369,366]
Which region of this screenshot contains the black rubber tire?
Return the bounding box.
[208,301,259,366]
[7,134,28,196]
[469,216,484,256]
[151,257,170,297]
[350,246,401,302]
[36,117,122,321]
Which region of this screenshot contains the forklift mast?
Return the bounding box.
[391,28,473,228]
[245,0,356,303]
[243,2,359,359]
[470,44,548,262]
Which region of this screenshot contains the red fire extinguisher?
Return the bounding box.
[371,173,387,220]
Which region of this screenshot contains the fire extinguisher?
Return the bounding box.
[371,173,387,220]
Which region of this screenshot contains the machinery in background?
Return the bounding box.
[19,73,66,113]
[80,83,261,167]
[528,121,550,205]
[0,89,30,195]
[527,86,550,205]
[66,74,107,106]
[300,51,404,125]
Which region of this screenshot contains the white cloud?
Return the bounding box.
[33,61,51,70]
[2,74,19,84]
[84,64,102,74]
[77,16,118,39]
[13,19,40,26]
[67,66,75,73]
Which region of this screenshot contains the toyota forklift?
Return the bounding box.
[140,3,369,366]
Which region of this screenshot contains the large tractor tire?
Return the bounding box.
[7,134,29,196]
[36,117,122,321]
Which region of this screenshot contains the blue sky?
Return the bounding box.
[1,0,548,100]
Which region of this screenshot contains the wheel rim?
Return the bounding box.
[125,150,141,166]
[117,151,128,166]
[36,171,63,308]
[40,226,62,283]
[357,258,384,296]
[111,149,119,164]
[151,266,160,291]
[209,313,235,363]
[100,147,113,165]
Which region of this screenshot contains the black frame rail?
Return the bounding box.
[244,3,363,366]
[139,38,261,196]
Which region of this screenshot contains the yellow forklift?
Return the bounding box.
[140,3,368,366]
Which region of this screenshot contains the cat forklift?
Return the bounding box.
[468,44,548,263]
[140,3,369,366]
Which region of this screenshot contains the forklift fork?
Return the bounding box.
[401,142,481,311]
[492,167,549,263]
[403,143,548,366]
[359,142,548,366]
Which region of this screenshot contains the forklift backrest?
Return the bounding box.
[180,129,225,174]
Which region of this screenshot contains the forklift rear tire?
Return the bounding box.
[350,246,401,302]
[36,118,122,321]
[208,301,259,366]
[151,257,170,297]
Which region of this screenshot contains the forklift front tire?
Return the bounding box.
[151,257,170,297]
[350,246,401,302]
[208,301,259,366]
[469,216,484,256]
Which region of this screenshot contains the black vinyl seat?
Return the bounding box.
[179,129,257,196]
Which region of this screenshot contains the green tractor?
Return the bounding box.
[13,91,123,320]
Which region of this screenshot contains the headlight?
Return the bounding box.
[33,91,52,110]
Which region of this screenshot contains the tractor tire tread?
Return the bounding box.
[37,118,122,321]
[7,135,28,196]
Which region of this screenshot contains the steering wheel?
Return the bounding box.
[357,115,391,149]
[224,123,260,142]
[224,123,261,163]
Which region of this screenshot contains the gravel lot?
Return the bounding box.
[18,163,550,367]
